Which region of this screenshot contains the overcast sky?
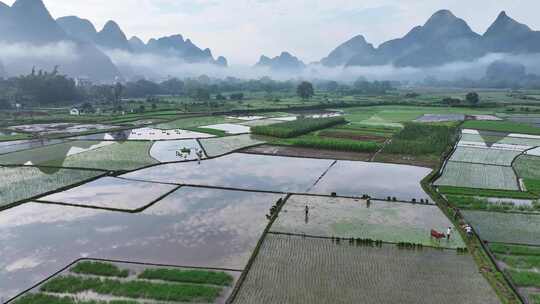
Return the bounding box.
[5,0,540,65]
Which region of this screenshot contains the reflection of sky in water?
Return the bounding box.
[150,140,204,162]
[0,187,281,301]
[74,128,214,141]
[39,177,178,210]
[201,124,251,134]
[121,153,335,193]
[309,161,431,200]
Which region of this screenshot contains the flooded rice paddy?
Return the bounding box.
[7,123,117,135]
[75,127,215,141]
[199,135,264,157]
[121,154,430,200]
[38,177,178,211]
[200,124,251,135]
[271,195,465,248]
[121,153,335,193]
[308,160,431,200]
[0,187,282,300]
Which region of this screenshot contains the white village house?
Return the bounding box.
[70,107,80,116]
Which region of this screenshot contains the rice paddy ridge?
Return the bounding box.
[267,231,464,251]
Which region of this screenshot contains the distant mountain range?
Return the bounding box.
[255,52,306,71]
[0,0,227,81]
[2,1,540,80]
[322,10,540,68]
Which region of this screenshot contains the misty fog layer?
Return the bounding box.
[2,40,540,82]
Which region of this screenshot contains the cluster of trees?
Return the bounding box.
[0,67,82,107]
[442,92,480,107]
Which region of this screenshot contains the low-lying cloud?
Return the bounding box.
[107,49,540,83]
[2,41,540,84]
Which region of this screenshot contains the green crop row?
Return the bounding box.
[70,261,129,278]
[138,268,233,286]
[252,117,346,138]
[14,293,137,304]
[437,186,538,199]
[40,275,222,302]
[446,195,540,213]
[286,136,380,153]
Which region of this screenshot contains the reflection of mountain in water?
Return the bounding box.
[477,130,509,148]
[75,130,130,141]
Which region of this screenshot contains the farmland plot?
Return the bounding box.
[201,124,251,135]
[121,153,334,193]
[0,166,104,207]
[232,234,499,304]
[199,134,264,157]
[39,177,178,211]
[449,146,522,166]
[0,141,114,166]
[0,187,282,300]
[434,161,520,190]
[0,139,66,155]
[150,139,205,162]
[463,211,540,245]
[514,155,540,180]
[54,141,157,170]
[14,261,239,304]
[308,160,431,200]
[271,196,465,248]
[460,133,540,148]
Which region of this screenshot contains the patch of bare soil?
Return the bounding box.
[240,144,372,161]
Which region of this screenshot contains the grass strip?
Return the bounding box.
[14,293,138,304]
[252,117,346,138]
[138,268,233,286]
[507,270,540,287]
[438,186,538,199]
[490,244,540,257]
[71,261,129,278]
[531,294,540,304]
[41,275,222,302]
[462,120,540,135]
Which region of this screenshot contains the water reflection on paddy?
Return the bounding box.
[150,139,205,162]
[309,160,431,200]
[121,153,335,193]
[0,187,282,301]
[39,177,178,211]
